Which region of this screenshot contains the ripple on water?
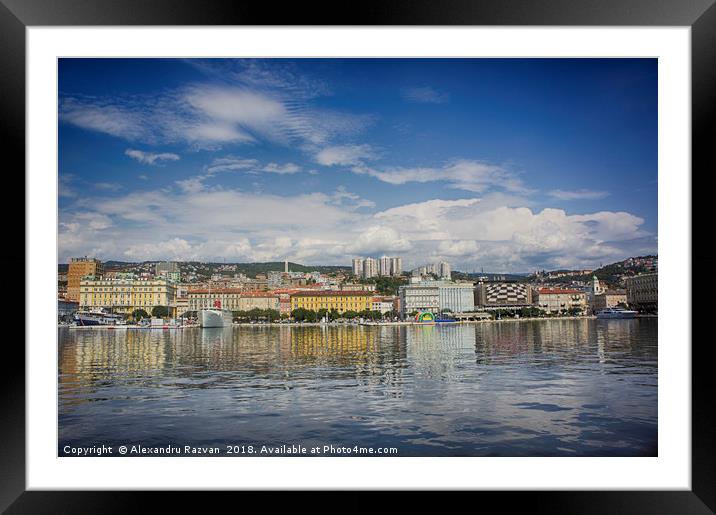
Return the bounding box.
[58,320,658,456]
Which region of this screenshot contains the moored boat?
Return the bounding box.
[596,307,638,319]
[199,299,233,328]
[74,309,125,326]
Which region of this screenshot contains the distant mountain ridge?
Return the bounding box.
[59,260,350,279]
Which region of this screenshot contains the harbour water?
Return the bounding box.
[58,319,657,456]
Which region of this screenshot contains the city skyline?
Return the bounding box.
[59,58,657,272]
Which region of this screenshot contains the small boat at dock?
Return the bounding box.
[596,307,638,319]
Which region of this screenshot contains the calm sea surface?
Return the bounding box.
[58,319,657,456]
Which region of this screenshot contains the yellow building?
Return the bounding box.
[290,291,372,313]
[535,288,587,313]
[79,275,177,317]
[67,257,104,301]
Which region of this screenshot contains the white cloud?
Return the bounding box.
[185,59,332,100]
[59,185,653,271]
[346,226,412,254]
[175,177,207,194]
[205,157,260,175]
[330,186,375,209]
[59,98,148,141]
[125,149,180,165]
[59,174,78,198]
[353,159,529,194]
[374,198,650,270]
[315,144,377,166]
[437,239,480,257]
[60,82,371,151]
[548,189,610,200]
[261,162,301,174]
[402,86,449,104]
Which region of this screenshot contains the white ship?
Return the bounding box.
[595,307,638,319]
[199,298,233,327]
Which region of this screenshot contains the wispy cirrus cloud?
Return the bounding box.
[548,189,610,200]
[402,86,450,104]
[350,159,531,194]
[314,144,378,166]
[204,157,302,176]
[185,59,333,100]
[60,78,372,152]
[125,149,180,165]
[60,97,149,141]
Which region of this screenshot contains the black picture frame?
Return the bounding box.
[2,0,713,511]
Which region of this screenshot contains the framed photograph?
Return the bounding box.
[5,0,713,510]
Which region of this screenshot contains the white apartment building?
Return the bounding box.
[379,256,391,276]
[363,257,379,279]
[352,257,364,277]
[390,257,402,276]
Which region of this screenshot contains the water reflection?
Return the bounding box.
[59,319,657,456]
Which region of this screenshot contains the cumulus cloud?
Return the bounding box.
[375,198,649,270]
[125,149,180,165]
[346,226,413,254]
[60,183,654,270]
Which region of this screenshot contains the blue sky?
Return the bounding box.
[58,58,657,272]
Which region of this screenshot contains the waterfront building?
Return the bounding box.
[399,284,440,317]
[290,291,373,314]
[590,289,627,314]
[371,296,397,314]
[67,257,104,302]
[535,288,587,313]
[475,282,532,308]
[79,275,177,317]
[278,293,292,315]
[155,261,180,282]
[188,288,242,311]
[175,285,189,317]
[437,282,474,313]
[390,257,403,276]
[625,273,658,312]
[238,292,280,311]
[363,258,378,279]
[352,257,364,277]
